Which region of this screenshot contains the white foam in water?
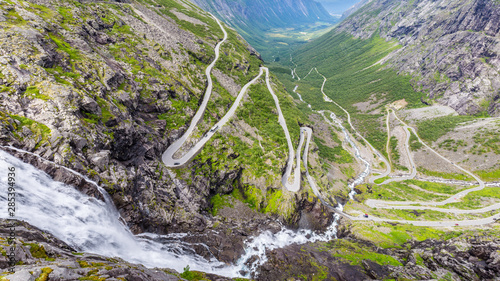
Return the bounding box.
[293,85,304,102]
[235,214,340,275]
[334,113,370,200]
[0,149,234,276]
[319,112,371,200]
[0,149,345,277]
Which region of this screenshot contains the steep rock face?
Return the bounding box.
[337,0,500,116]
[0,0,335,265]
[190,0,334,31]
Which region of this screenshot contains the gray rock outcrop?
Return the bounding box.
[338,0,500,116]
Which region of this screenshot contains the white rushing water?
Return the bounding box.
[0,148,346,278]
[234,213,340,275]
[315,111,371,200]
[0,79,372,277]
[325,112,371,199]
[0,149,232,276]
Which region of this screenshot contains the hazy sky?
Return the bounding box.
[316,0,362,15]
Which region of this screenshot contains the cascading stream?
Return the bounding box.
[291,69,371,201]
[0,149,235,276]
[0,141,365,278]
[234,216,340,275]
[321,112,371,199]
[0,63,371,280]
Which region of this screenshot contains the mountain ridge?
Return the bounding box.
[334,0,500,116]
[190,0,335,30]
[189,0,338,61]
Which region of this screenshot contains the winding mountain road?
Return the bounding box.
[392,109,484,188]
[162,17,495,227]
[313,69,391,183]
[385,111,392,167]
[292,70,373,200]
[375,109,416,184]
[367,109,487,205]
[162,15,228,167]
[295,68,497,227]
[162,17,317,193]
[349,110,494,226]
[264,67,302,192]
[289,54,300,81]
[401,126,417,179]
[301,127,320,196]
[343,211,500,227]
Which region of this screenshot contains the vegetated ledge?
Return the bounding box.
[255,218,500,280]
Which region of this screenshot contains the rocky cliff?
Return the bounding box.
[0,0,335,270]
[337,0,500,116]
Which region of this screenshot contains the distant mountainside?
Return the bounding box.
[189,0,337,61]
[294,0,500,116]
[190,0,335,30]
[340,0,369,19]
[316,0,363,16]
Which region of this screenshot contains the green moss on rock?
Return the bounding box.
[28,243,48,259]
[34,267,53,281]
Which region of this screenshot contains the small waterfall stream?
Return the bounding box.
[0,67,374,277]
[0,140,366,277]
[324,112,371,199]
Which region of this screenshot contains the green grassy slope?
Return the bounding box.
[275,31,426,153]
[292,32,424,108]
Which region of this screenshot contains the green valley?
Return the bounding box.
[1,0,500,280]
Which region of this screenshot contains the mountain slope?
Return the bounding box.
[0,0,339,274]
[294,0,500,116]
[191,0,334,30]
[190,0,337,61]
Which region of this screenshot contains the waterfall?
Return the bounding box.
[0,149,232,276]
[0,74,372,276]
[0,149,345,277]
